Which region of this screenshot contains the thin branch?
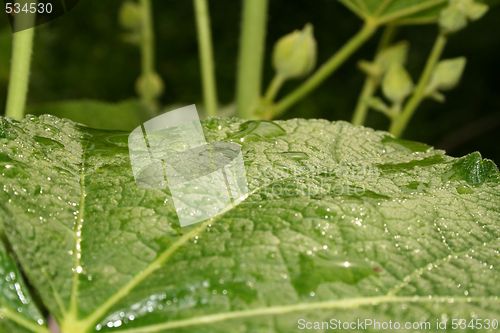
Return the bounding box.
[274,21,378,117]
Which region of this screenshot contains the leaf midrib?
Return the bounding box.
[68,144,87,319]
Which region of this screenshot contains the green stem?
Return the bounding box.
[377,24,398,53]
[274,20,378,117]
[389,33,447,137]
[264,74,285,103]
[139,0,157,111]
[236,0,269,119]
[194,0,218,117]
[5,28,35,120]
[351,24,397,126]
[351,77,378,126]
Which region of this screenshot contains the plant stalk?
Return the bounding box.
[351,77,378,126]
[274,20,378,117]
[351,24,397,126]
[389,33,447,137]
[236,0,269,119]
[139,0,157,111]
[5,28,35,120]
[194,0,218,117]
[264,74,285,103]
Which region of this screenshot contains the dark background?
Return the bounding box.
[0,0,499,163]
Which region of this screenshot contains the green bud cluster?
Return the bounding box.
[136,73,165,101]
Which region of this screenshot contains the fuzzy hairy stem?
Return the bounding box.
[236,0,269,119]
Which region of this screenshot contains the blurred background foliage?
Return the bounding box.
[0,0,499,163]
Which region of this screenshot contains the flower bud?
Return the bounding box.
[382,63,414,104]
[119,1,143,30]
[272,23,317,80]
[136,73,165,100]
[376,41,409,73]
[358,41,409,81]
[426,57,467,93]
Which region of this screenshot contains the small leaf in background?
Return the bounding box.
[364,96,391,117]
[426,57,467,95]
[463,0,490,19]
[272,23,317,80]
[439,0,489,34]
[357,59,382,78]
[382,62,414,104]
[429,91,446,102]
[439,4,468,33]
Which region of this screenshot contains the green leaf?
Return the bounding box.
[1,115,500,333]
[465,0,490,19]
[439,3,469,33]
[0,243,48,333]
[26,100,150,131]
[337,0,494,25]
[338,0,449,23]
[439,0,489,33]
